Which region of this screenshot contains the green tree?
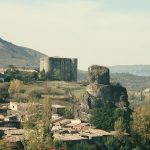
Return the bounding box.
[5,65,20,80]
[54,141,67,150]
[23,98,53,149]
[90,102,115,131]
[65,108,74,119]
[24,130,44,150]
[114,117,126,139]
[0,83,9,102]
[113,108,131,132]
[23,103,42,129]
[42,97,53,147]
[73,142,96,150]
[5,65,38,82]
[28,90,42,102]
[40,69,47,81]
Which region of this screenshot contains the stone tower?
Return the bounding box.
[79,65,129,122]
[40,57,78,81]
[40,57,50,73]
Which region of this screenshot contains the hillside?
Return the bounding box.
[78,65,150,81]
[77,71,150,91]
[110,73,150,91]
[0,38,46,68]
[109,65,150,76]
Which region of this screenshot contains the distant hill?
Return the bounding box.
[78,65,150,81]
[110,73,150,91]
[77,71,150,91]
[77,70,88,81]
[109,65,150,76]
[0,38,46,68]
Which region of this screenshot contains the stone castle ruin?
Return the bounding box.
[79,65,129,122]
[40,57,78,81]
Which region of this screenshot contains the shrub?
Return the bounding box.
[9,79,23,95]
[28,90,42,100]
[0,83,9,102]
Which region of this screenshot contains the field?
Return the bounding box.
[15,81,86,108]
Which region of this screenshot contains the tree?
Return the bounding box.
[23,98,53,150]
[63,108,75,119]
[90,102,115,131]
[54,141,67,150]
[73,142,96,150]
[0,84,9,102]
[42,97,53,146]
[113,108,131,132]
[28,90,42,102]
[23,103,42,129]
[24,130,45,150]
[40,69,46,81]
[5,65,20,80]
[5,65,39,82]
[114,117,126,139]
[0,140,7,149]
[9,79,23,95]
[131,104,150,149]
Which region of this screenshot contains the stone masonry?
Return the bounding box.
[79,65,129,122]
[40,57,78,81]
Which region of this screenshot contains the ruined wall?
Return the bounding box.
[40,57,78,81]
[88,65,110,85]
[79,65,129,122]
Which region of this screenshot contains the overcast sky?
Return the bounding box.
[0,0,150,70]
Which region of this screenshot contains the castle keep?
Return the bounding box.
[40,57,78,81]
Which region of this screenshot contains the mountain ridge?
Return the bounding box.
[0,38,46,68]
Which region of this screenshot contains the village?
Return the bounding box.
[0,57,122,149]
[0,57,150,149]
[0,101,116,144]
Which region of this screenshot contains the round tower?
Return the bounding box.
[40,57,50,73]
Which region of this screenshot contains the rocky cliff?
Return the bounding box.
[79,65,129,122]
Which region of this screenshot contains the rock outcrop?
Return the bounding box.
[79,65,129,122]
[88,65,110,85]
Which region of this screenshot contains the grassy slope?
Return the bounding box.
[110,73,150,91]
[19,81,86,107]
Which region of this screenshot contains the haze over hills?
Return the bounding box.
[109,65,150,76]
[78,71,150,91]
[78,65,150,80]
[0,38,46,68]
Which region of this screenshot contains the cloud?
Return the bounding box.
[0,1,150,69]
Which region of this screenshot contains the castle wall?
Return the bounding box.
[40,57,78,81]
[40,57,50,73]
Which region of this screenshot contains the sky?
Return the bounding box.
[0,0,150,70]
